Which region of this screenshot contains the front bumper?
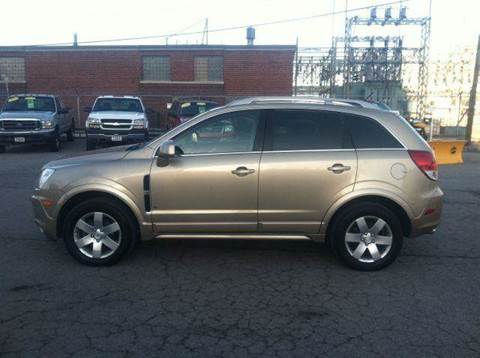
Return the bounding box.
[0,129,56,145]
[86,130,147,145]
[31,192,57,240]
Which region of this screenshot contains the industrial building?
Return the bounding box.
[0,45,295,128]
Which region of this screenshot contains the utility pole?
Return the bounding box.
[201,18,208,45]
[465,35,480,144]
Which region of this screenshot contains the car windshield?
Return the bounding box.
[179,102,217,117]
[93,98,143,112]
[3,96,55,112]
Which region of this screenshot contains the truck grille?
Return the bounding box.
[100,119,132,130]
[1,120,40,131]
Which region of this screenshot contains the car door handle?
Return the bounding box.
[231,166,255,177]
[328,163,351,174]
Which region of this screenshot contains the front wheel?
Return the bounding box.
[330,202,403,271]
[66,121,75,142]
[62,198,138,265]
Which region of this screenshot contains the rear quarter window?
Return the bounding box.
[344,114,403,149]
[267,110,350,151]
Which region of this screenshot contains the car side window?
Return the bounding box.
[173,110,260,155]
[344,114,403,149]
[266,110,348,151]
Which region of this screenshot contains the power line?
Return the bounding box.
[28,0,412,47]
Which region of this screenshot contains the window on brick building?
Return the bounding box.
[194,56,223,82]
[0,57,25,82]
[142,56,170,81]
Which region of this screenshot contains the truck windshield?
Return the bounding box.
[3,96,55,112]
[93,98,143,112]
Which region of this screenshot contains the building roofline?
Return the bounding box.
[0,44,297,53]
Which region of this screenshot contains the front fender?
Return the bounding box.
[56,178,153,240]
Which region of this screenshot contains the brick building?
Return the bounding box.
[0,45,295,128]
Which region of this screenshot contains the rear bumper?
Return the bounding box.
[0,129,56,145]
[409,186,444,237]
[31,193,57,240]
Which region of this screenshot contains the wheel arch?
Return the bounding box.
[323,194,413,240]
[56,190,144,241]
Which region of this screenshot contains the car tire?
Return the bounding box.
[62,197,138,266]
[86,140,95,151]
[329,202,403,271]
[66,122,75,142]
[48,130,61,152]
[0,145,5,153]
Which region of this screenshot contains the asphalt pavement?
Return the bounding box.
[1,139,479,357]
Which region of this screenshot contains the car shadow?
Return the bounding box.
[2,137,83,154]
[135,238,332,257]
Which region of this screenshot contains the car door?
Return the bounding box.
[149,109,264,233]
[258,109,357,234]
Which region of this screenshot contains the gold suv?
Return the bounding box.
[32,97,443,270]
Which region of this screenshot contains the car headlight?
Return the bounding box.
[38,168,55,188]
[132,119,146,128]
[86,118,101,128]
[42,120,55,129]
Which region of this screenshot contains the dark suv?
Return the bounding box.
[167,99,218,130]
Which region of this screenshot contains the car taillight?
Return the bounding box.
[408,150,438,181]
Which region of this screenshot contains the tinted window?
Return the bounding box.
[179,102,218,117]
[3,96,55,112]
[173,110,260,155]
[268,110,347,151]
[93,98,143,113]
[345,114,403,148]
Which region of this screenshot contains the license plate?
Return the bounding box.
[111,135,122,142]
[14,137,25,143]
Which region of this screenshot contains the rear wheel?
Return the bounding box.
[48,130,61,152]
[330,202,403,271]
[62,198,137,265]
[86,140,96,151]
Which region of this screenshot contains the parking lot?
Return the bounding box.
[1,139,479,357]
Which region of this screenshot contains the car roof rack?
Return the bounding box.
[227,96,355,107]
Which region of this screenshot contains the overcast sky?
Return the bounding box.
[0,0,477,56]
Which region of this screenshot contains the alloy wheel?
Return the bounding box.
[344,216,393,263]
[73,212,122,259]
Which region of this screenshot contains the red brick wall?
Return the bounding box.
[25,50,141,95]
[224,50,294,97]
[0,46,295,127]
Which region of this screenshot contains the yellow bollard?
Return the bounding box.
[428,140,466,165]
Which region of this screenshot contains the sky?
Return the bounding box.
[0,0,478,56]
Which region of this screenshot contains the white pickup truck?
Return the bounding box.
[84,96,149,151]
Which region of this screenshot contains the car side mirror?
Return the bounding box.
[58,108,69,114]
[146,108,155,116]
[156,140,176,167]
[83,106,92,113]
